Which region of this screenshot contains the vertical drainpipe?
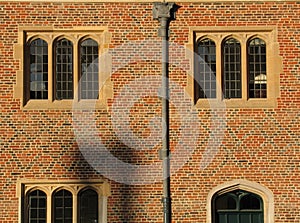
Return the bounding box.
[153,2,177,223]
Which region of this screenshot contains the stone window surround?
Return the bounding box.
[14,26,113,110]
[207,179,274,223]
[185,26,282,108]
[16,179,111,223]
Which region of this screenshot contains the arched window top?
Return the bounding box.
[197,38,216,62]
[197,35,218,44]
[29,38,48,47]
[247,37,266,60]
[55,38,73,46]
[198,38,216,47]
[215,190,263,211]
[215,193,236,210]
[80,38,98,46]
[240,193,262,210]
[53,188,72,196]
[28,188,47,197]
[27,35,47,44]
[79,187,98,196]
[223,37,241,46]
[248,37,266,46]
[197,38,216,61]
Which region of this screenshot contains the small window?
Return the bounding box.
[213,190,263,223]
[78,189,99,223]
[222,38,242,99]
[248,38,267,98]
[29,38,48,100]
[55,38,74,100]
[53,189,73,223]
[195,38,217,100]
[79,38,99,100]
[27,189,47,223]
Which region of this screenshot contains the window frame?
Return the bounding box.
[195,38,217,100]
[14,27,112,110]
[247,37,267,99]
[79,38,100,100]
[54,37,74,101]
[27,38,49,100]
[222,37,242,99]
[26,189,47,223]
[78,188,99,223]
[206,179,274,223]
[213,189,264,223]
[17,179,111,223]
[52,189,73,223]
[188,26,281,108]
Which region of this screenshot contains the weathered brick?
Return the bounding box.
[0,1,300,222]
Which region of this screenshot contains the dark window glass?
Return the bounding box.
[79,189,98,223]
[80,38,99,99]
[29,39,48,99]
[53,189,73,223]
[55,38,73,99]
[248,38,267,98]
[223,38,241,98]
[28,190,47,223]
[240,194,261,210]
[214,190,263,223]
[196,38,216,99]
[215,195,236,210]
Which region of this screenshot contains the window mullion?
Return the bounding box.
[48,41,53,102]
[216,39,222,101]
[47,193,51,223]
[73,191,77,223]
[97,43,102,99]
[74,40,79,102]
[241,40,247,100]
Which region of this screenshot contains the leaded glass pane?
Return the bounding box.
[80,38,99,99]
[79,189,98,223]
[216,195,237,210]
[29,39,48,99]
[223,38,241,98]
[251,213,263,223]
[214,190,263,223]
[228,214,239,223]
[53,189,73,223]
[248,38,267,98]
[196,38,216,99]
[28,190,47,223]
[55,38,73,99]
[240,214,251,223]
[240,194,261,210]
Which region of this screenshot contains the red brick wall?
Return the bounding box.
[0,1,300,222]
